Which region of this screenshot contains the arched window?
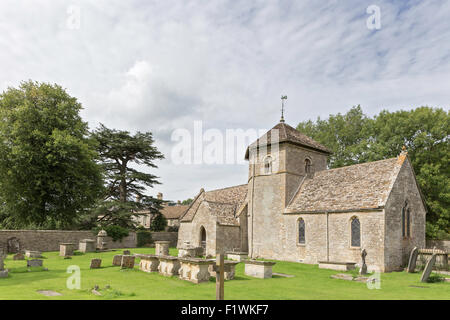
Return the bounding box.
[264,156,272,174]
[199,226,206,252]
[305,158,312,174]
[351,217,361,247]
[298,218,305,244]
[406,208,411,237]
[402,201,411,238]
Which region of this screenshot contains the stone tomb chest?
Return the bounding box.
[136,254,160,273]
[318,261,356,271]
[79,239,96,253]
[155,241,171,256]
[209,260,239,280]
[244,260,276,279]
[178,257,215,283]
[158,255,181,277]
[59,243,75,257]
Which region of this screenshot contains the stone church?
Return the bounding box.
[177,118,426,272]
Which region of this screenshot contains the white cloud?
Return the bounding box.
[0,0,449,201]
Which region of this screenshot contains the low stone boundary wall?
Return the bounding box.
[426,240,450,252]
[149,232,178,247]
[0,230,137,253]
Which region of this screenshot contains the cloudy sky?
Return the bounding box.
[1,0,449,201]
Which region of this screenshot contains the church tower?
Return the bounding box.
[244,113,331,258]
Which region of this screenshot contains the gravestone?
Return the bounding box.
[27,259,43,267]
[0,254,7,278]
[123,250,131,255]
[7,237,21,253]
[407,247,419,273]
[13,253,25,260]
[112,255,123,266]
[359,249,368,275]
[420,253,437,283]
[121,255,135,269]
[90,259,102,269]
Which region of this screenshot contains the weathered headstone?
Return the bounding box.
[407,247,419,273]
[121,255,135,269]
[90,259,102,269]
[13,253,25,260]
[359,249,368,275]
[123,250,131,255]
[59,243,75,257]
[0,255,7,278]
[7,237,21,253]
[420,253,437,283]
[27,259,43,267]
[112,255,123,266]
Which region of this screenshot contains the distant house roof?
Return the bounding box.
[285,156,407,214]
[180,184,248,225]
[160,205,189,219]
[245,122,332,159]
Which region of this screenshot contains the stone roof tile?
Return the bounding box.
[285,157,404,213]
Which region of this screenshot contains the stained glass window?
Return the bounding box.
[351,217,360,247]
[298,219,305,244]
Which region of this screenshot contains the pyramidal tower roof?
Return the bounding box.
[245,121,332,159]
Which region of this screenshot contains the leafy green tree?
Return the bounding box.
[181,198,193,205]
[88,124,165,229]
[0,81,103,229]
[297,106,449,239]
[150,212,167,231]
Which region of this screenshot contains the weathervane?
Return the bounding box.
[280,95,287,123]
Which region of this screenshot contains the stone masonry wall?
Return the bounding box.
[151,232,178,247]
[177,201,218,256]
[0,230,137,252]
[384,158,426,272]
[426,240,450,251]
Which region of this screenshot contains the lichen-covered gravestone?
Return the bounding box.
[121,255,135,269]
[112,255,123,266]
[27,259,43,267]
[90,259,102,269]
[0,249,9,278]
[407,247,419,273]
[420,253,437,283]
[123,250,131,255]
[13,253,25,260]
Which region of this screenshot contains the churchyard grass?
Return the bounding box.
[0,248,448,300]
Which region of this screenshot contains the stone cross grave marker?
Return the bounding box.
[216,253,224,300]
[359,249,368,275]
[407,247,419,273]
[420,253,437,283]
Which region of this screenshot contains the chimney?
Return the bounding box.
[136,194,142,203]
[157,192,163,200]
